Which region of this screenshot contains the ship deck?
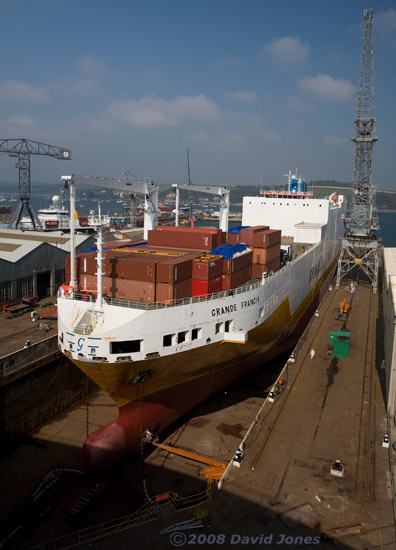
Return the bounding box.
[0,278,394,549]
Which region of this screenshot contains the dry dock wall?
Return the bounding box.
[0,335,93,452]
[382,248,396,417]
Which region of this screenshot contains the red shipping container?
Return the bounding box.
[78,252,97,274]
[251,244,280,265]
[252,229,281,248]
[66,255,81,280]
[222,249,253,274]
[239,226,269,245]
[147,245,204,256]
[252,258,280,279]
[79,273,96,292]
[227,232,240,245]
[192,255,223,280]
[154,226,222,237]
[191,275,223,297]
[156,278,192,304]
[221,265,252,290]
[266,257,280,273]
[105,277,156,302]
[156,255,194,283]
[104,238,146,250]
[148,227,222,251]
[126,247,182,257]
[113,256,164,282]
[252,263,269,279]
[79,274,156,302]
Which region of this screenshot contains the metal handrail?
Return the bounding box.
[60,277,267,312]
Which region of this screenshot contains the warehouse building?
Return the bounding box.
[0,229,95,303]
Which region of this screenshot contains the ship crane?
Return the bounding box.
[172,146,230,232]
[173,182,230,233]
[335,9,379,292]
[0,138,71,230]
[60,174,158,290]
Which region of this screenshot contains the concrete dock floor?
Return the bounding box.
[1,280,395,549]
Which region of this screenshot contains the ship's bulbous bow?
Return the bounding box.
[83,421,129,470]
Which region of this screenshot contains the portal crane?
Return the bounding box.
[172,146,230,232]
[60,174,158,289]
[0,138,71,229]
[172,182,230,233]
[336,9,379,292]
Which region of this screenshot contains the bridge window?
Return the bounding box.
[177,331,187,344]
[225,320,233,333]
[215,322,223,334]
[192,327,201,341]
[110,340,141,354]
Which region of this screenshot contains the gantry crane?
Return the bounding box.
[0,138,71,230]
[336,9,379,292]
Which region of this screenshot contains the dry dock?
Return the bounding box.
[0,279,395,549]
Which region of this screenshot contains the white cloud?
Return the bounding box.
[377,8,396,31]
[287,96,316,112]
[0,115,41,136]
[51,76,102,97]
[262,36,309,66]
[172,95,220,120]
[297,74,355,101]
[0,81,49,103]
[324,135,348,146]
[105,94,220,128]
[79,55,107,78]
[227,91,257,103]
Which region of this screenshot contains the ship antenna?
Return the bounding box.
[186,145,192,186]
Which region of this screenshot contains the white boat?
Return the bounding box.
[19,193,84,231]
[57,172,346,469]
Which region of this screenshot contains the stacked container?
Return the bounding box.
[191,255,223,297]
[67,225,282,303]
[250,228,282,278]
[221,248,253,290]
[156,254,198,304]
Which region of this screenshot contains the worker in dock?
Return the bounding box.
[310,347,315,359]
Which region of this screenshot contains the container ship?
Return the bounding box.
[57,173,345,469]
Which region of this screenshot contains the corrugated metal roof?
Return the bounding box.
[0,229,92,263]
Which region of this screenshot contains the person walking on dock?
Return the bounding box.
[310,348,315,360]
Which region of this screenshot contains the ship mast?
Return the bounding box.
[88,203,110,310]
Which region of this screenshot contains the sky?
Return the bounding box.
[0,0,396,191]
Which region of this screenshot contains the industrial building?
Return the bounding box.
[0,229,95,303]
